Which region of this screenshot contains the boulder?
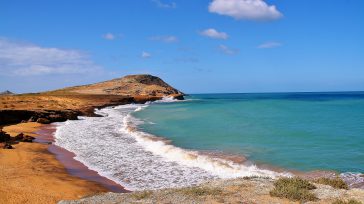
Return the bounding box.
[14,133,24,141]
[22,135,35,143]
[3,143,13,149]
[36,118,51,124]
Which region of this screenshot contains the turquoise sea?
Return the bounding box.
[134,92,364,173]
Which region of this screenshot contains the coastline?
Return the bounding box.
[36,124,129,193]
[54,102,364,191]
[0,122,110,204]
[1,104,364,204]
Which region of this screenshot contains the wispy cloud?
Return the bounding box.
[209,0,282,21]
[141,51,152,58]
[102,33,116,40]
[175,57,199,63]
[258,41,282,49]
[0,38,103,76]
[151,0,176,9]
[218,45,239,55]
[200,28,229,40]
[149,35,178,43]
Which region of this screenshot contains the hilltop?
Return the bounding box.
[57,74,183,97]
[0,74,184,125]
[0,90,14,95]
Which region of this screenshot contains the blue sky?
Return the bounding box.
[1,0,363,93]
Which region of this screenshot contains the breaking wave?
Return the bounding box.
[54,100,290,190]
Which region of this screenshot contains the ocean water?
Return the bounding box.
[54,92,364,190]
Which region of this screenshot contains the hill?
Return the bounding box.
[0,90,14,95]
[57,74,183,97]
[0,74,184,125]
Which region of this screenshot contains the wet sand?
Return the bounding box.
[36,124,128,193]
[0,122,110,204]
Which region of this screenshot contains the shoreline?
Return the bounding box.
[0,122,110,204]
[1,105,363,204]
[129,105,364,189]
[56,103,364,191]
[35,124,129,193]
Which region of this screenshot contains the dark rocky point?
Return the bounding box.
[22,135,35,143]
[3,143,13,149]
[0,129,11,143]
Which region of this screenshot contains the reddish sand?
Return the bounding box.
[0,122,109,204]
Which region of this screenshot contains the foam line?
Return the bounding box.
[54,100,291,191]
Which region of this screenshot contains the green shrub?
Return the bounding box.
[269,177,317,202]
[315,177,349,189]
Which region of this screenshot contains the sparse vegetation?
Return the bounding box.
[315,177,349,189]
[269,177,318,202]
[179,186,223,197]
[332,199,362,204]
[131,190,152,200]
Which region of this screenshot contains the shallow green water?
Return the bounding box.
[133,92,364,173]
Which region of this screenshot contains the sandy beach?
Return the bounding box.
[0,122,109,204]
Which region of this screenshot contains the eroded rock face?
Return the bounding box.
[0,130,11,142]
[0,110,80,125]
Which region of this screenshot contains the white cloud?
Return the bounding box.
[208,0,282,21]
[0,38,103,76]
[258,41,282,48]
[218,45,239,55]
[141,51,152,58]
[102,33,116,40]
[200,28,229,40]
[149,35,178,43]
[151,0,176,9]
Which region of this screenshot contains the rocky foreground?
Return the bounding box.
[60,177,364,204]
[0,74,184,125]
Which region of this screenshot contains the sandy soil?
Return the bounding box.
[0,122,108,204]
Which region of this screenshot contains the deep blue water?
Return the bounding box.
[133,92,364,173]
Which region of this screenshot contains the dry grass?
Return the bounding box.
[243,175,270,180]
[179,186,223,197]
[332,199,362,204]
[131,191,152,200]
[315,177,349,189]
[269,177,318,202]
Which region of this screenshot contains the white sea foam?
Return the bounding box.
[54,100,290,191]
[340,172,364,188]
